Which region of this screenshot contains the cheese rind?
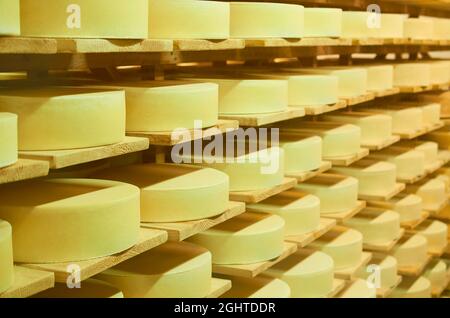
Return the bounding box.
[390,276,431,298]
[341,11,371,38]
[0,88,126,151]
[222,276,291,298]
[380,194,423,223]
[404,18,434,40]
[423,260,447,290]
[415,221,448,253]
[304,8,342,38]
[365,65,394,91]
[0,220,14,293]
[356,255,399,290]
[279,135,322,174]
[421,103,441,127]
[20,0,148,38]
[369,149,425,180]
[0,178,140,263]
[187,213,285,265]
[0,0,20,35]
[34,279,124,298]
[393,63,431,87]
[413,178,447,211]
[0,113,18,168]
[390,235,428,268]
[377,14,406,39]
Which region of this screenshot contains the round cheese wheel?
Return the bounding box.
[423,260,447,290]
[97,242,212,298]
[187,213,285,265]
[390,235,428,268]
[426,17,450,40]
[341,11,371,38]
[421,103,441,126]
[264,251,334,298]
[148,0,229,39]
[404,18,434,40]
[356,255,399,290]
[394,63,431,87]
[309,228,363,270]
[91,164,229,223]
[222,276,291,298]
[247,190,320,236]
[382,194,423,223]
[412,142,439,166]
[339,279,376,298]
[365,107,423,135]
[415,221,448,253]
[390,276,432,298]
[377,14,407,39]
[0,113,18,168]
[429,62,450,85]
[0,178,140,263]
[370,148,425,180]
[34,279,124,298]
[414,178,447,211]
[20,0,148,38]
[0,0,20,36]
[279,135,322,174]
[0,87,126,151]
[229,2,304,39]
[304,8,342,38]
[0,220,14,294]
[365,64,394,91]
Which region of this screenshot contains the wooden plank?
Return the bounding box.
[245,37,352,48]
[0,37,57,54]
[358,183,406,202]
[0,266,54,298]
[325,148,370,167]
[398,173,427,185]
[397,255,432,277]
[428,244,449,258]
[219,107,305,127]
[57,39,173,53]
[174,39,245,51]
[351,38,385,46]
[377,276,402,298]
[364,135,401,151]
[424,198,448,215]
[285,161,332,183]
[401,211,430,230]
[212,242,298,278]
[128,120,239,146]
[334,252,373,280]
[327,279,347,298]
[363,229,406,253]
[304,100,348,116]
[342,92,375,106]
[19,137,149,170]
[323,200,367,223]
[141,201,246,242]
[285,218,337,248]
[0,159,49,185]
[396,128,428,140]
[23,228,168,283]
[205,278,232,298]
[398,85,433,94]
[371,87,401,98]
[229,177,297,204]
[425,160,445,175]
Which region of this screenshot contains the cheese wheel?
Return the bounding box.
[221,276,291,298]
[229,2,304,39]
[20,0,148,38]
[415,221,448,253]
[91,164,229,223]
[97,242,212,298]
[341,11,371,38]
[34,279,124,298]
[279,135,322,174]
[429,62,450,85]
[377,14,406,39]
[187,213,285,265]
[323,112,393,147]
[0,0,20,35]
[397,141,438,166]
[339,279,377,298]
[371,194,423,223]
[356,254,399,290]
[264,251,334,298]
[365,64,394,91]
[369,148,425,180]
[0,87,126,151]
[390,276,432,298]
[0,113,18,168]
[309,228,363,270]
[427,17,450,40]
[360,106,423,135]
[412,178,447,211]
[148,0,229,39]
[332,160,397,197]
[247,190,320,236]
[421,103,441,126]
[393,63,431,87]
[404,18,434,40]
[0,220,14,294]
[390,235,428,268]
[304,8,342,38]
[0,178,140,263]
[423,260,448,290]
[296,175,359,215]
[344,209,400,245]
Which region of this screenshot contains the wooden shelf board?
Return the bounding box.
[0,159,49,185]
[398,173,427,185]
[323,200,367,223]
[174,39,245,51]
[396,128,427,140]
[324,148,370,167]
[128,120,239,146]
[0,37,57,54]
[363,229,405,253]
[358,183,406,202]
[205,278,232,298]
[56,38,173,53]
[377,276,402,298]
[229,177,297,204]
[212,242,298,278]
[0,266,55,299]
[430,205,450,222]
[350,38,385,46]
[303,100,348,116]
[364,135,400,151]
[285,218,337,248]
[397,255,432,277]
[341,92,375,106]
[424,198,449,215]
[398,85,433,94]
[219,107,305,127]
[245,37,352,48]
[334,252,373,280]
[327,279,347,298]
[285,161,332,183]
[22,228,168,283]
[431,83,450,91]
[425,160,445,175]
[401,211,430,230]
[428,243,449,258]
[437,151,450,165]
[19,137,149,170]
[426,121,446,133]
[141,201,246,242]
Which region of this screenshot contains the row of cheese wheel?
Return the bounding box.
[2,1,450,41]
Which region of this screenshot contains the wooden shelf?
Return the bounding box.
[0,159,49,185]
[327,279,347,298]
[0,37,57,54]
[371,87,401,98]
[57,38,173,53]
[424,198,449,215]
[334,252,373,280]
[174,39,245,51]
[22,228,168,283]
[425,160,445,175]
[376,276,402,298]
[398,85,433,94]
[363,229,405,253]
[229,177,297,204]
[205,278,232,298]
[323,200,367,223]
[401,211,430,230]
[342,92,375,106]
[428,244,449,258]
[141,201,246,242]
[358,183,406,202]
[219,107,305,127]
[19,137,149,170]
[285,218,337,248]
[245,37,352,48]
[285,161,332,183]
[325,148,370,167]
[364,135,400,151]
[304,100,348,116]
[212,242,298,278]
[0,266,54,299]
[397,255,432,277]
[398,173,427,185]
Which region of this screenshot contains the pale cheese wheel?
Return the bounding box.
[359,106,423,135]
[344,209,401,245]
[0,0,20,35]
[90,164,229,223]
[429,61,450,85]
[404,18,434,40]
[187,213,285,265]
[377,14,407,39]
[390,235,428,268]
[296,175,359,215]
[390,276,432,298]
[309,228,363,270]
[428,18,450,40]
[421,103,441,126]
[339,279,377,298]
[412,178,447,211]
[264,251,334,298]
[221,276,291,298]
[365,64,394,91]
[0,220,14,294]
[247,190,320,236]
[393,63,431,87]
[279,135,322,174]
[0,113,18,168]
[148,0,229,39]
[0,178,140,263]
[34,279,124,298]
[369,148,425,180]
[97,242,212,298]
[304,8,342,38]
[415,220,448,253]
[423,260,448,290]
[20,0,148,38]
[415,142,439,166]
[372,194,423,223]
[341,11,371,38]
[0,87,126,151]
[229,2,304,39]
[356,255,399,290]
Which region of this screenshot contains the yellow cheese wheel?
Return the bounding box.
[34,279,124,298]
[356,254,399,290]
[393,63,431,87]
[279,135,322,174]
[426,17,450,40]
[423,260,447,290]
[371,194,423,223]
[415,142,439,166]
[369,148,425,180]
[390,276,431,298]
[304,8,342,38]
[0,0,20,35]
[339,279,377,298]
[415,220,448,253]
[0,220,14,294]
[429,62,450,85]
[0,178,140,263]
[91,164,229,223]
[360,106,423,135]
[264,251,334,298]
[221,276,291,298]
[412,178,447,211]
[247,190,320,236]
[187,213,285,265]
[390,235,428,268]
[421,103,441,126]
[0,113,18,168]
[404,18,434,40]
[148,0,229,39]
[97,242,212,298]
[20,0,148,38]
[377,14,407,39]
[229,2,304,39]
[0,87,126,151]
[341,11,371,38]
[365,64,394,91]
